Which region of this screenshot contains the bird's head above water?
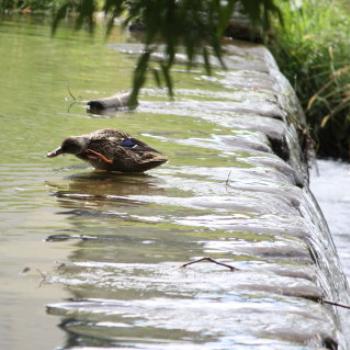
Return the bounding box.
[47,137,89,158]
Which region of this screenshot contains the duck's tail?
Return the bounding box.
[139,154,168,172]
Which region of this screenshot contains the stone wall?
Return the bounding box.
[49,41,350,349]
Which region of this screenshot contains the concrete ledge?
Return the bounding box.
[49,41,350,349]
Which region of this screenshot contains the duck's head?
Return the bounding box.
[47,137,89,158]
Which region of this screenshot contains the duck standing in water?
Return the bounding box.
[47,129,167,172]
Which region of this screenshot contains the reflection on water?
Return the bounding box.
[1,16,349,350]
[50,171,165,205]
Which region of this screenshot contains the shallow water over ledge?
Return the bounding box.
[1,17,349,350]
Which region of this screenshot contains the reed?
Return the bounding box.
[270,0,350,159]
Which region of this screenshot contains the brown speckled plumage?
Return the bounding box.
[47,128,167,172]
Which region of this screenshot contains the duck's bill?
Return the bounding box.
[47,147,63,158]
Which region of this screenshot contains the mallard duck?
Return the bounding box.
[47,128,167,172]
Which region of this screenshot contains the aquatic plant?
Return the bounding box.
[270,0,350,159]
[50,0,285,106]
[49,0,350,159]
[0,0,60,13]
[5,0,350,159]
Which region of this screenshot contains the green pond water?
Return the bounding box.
[0,16,236,350]
[1,15,346,350]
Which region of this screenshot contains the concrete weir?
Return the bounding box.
[48,42,350,349]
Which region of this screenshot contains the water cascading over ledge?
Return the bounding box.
[47,41,350,349]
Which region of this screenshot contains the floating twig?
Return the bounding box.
[66,83,85,112]
[36,268,48,287]
[181,257,238,271]
[225,170,232,191]
[322,299,350,310]
[67,100,80,112]
[67,84,77,101]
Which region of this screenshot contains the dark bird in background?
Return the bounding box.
[47,128,167,172]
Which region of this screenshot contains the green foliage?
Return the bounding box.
[51,0,284,106]
[270,0,350,159]
[0,0,14,12]
[1,0,285,110]
[0,0,61,12]
[3,0,350,159]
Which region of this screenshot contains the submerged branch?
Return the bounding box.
[322,299,350,310]
[181,257,238,271]
[225,170,232,191]
[66,84,85,112]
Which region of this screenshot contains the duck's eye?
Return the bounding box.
[121,138,136,148]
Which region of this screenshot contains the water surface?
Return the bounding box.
[311,160,350,281]
[0,16,348,350]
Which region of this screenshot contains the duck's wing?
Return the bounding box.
[88,129,130,140]
[87,137,122,156]
[113,146,167,172]
[82,131,167,172]
[86,129,129,155]
[121,138,168,171]
[120,137,160,153]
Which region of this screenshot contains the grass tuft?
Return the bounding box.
[270,0,350,159]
